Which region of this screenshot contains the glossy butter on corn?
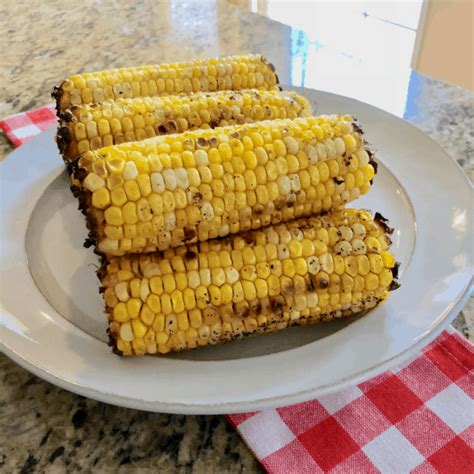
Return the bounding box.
[53,54,279,113]
[73,115,377,256]
[99,209,400,356]
[57,90,312,161]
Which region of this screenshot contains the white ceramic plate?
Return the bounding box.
[1,89,472,414]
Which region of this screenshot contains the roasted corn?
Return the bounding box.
[53,54,279,113]
[99,209,399,356]
[57,90,312,161]
[73,115,377,256]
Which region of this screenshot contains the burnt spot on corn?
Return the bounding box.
[389,280,401,291]
[392,262,400,280]
[334,177,344,185]
[352,121,364,134]
[184,227,197,241]
[306,277,315,292]
[60,109,75,123]
[369,158,378,175]
[270,296,285,314]
[84,236,95,248]
[196,137,208,148]
[282,281,294,295]
[51,84,64,114]
[242,232,255,245]
[252,301,262,315]
[286,195,296,207]
[191,192,203,205]
[318,278,329,289]
[374,212,394,234]
[184,250,197,261]
[275,196,286,210]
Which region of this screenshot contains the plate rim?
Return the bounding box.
[1,87,472,414]
[2,285,471,414]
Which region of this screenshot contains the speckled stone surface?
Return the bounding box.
[1,0,472,472]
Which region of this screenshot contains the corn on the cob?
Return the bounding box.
[57,90,312,161]
[53,54,279,113]
[73,115,377,257]
[99,209,399,356]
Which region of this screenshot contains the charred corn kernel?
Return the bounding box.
[77,114,372,256]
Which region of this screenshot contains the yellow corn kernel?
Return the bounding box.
[221,284,233,304]
[366,236,382,253]
[177,312,190,331]
[118,269,134,281]
[354,275,365,292]
[92,188,111,209]
[124,180,141,201]
[369,254,384,274]
[140,305,155,325]
[122,202,138,224]
[365,273,379,291]
[282,259,296,277]
[242,281,256,300]
[381,251,395,268]
[380,268,393,287]
[288,240,302,258]
[110,187,127,206]
[343,134,357,154]
[363,164,375,182]
[313,240,327,256]
[127,298,142,318]
[189,308,202,328]
[113,302,129,322]
[356,255,371,275]
[137,174,152,196]
[159,293,172,314]
[132,319,147,338]
[104,207,124,226]
[294,257,307,275]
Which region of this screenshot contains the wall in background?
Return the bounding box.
[413,0,473,90]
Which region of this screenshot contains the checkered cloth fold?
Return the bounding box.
[2,106,473,474]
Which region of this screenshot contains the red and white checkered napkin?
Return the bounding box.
[228,328,474,473]
[0,105,56,147]
[2,106,473,473]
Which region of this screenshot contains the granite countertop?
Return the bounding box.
[1,0,472,472]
